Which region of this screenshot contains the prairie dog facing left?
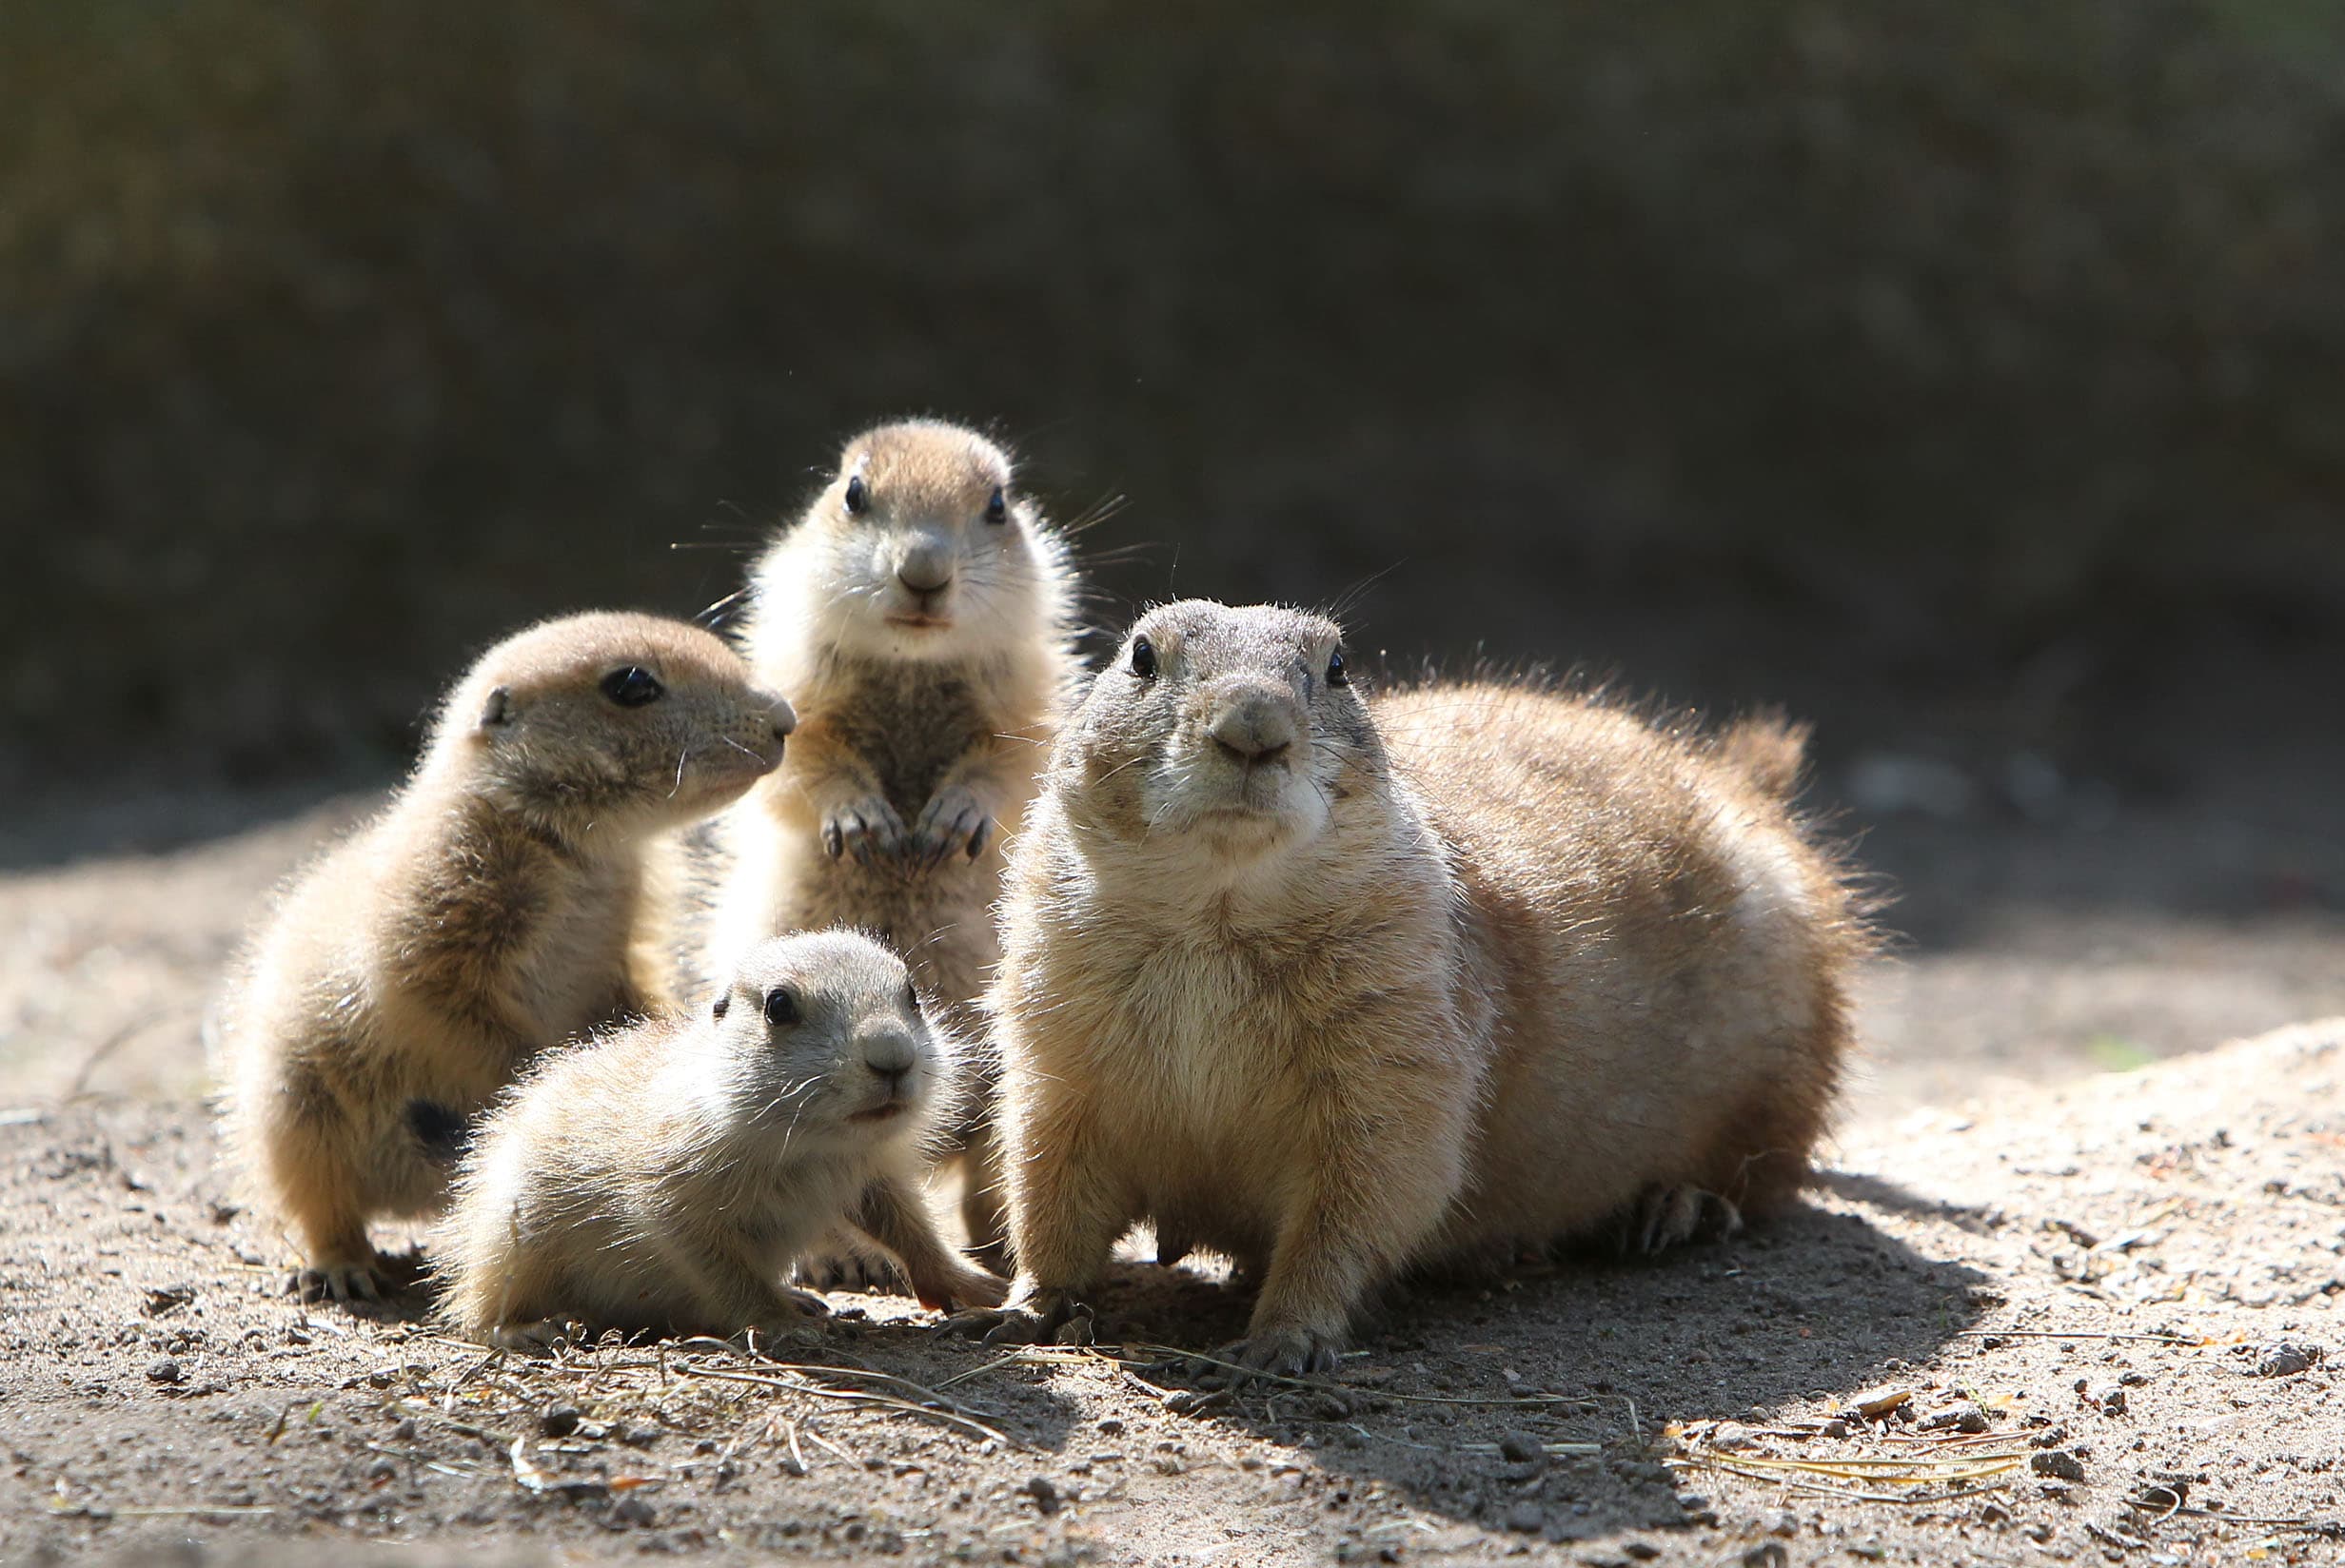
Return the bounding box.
[438,931,1007,1348]
[965,600,1867,1377]
[218,612,795,1303]
[711,420,1081,1264]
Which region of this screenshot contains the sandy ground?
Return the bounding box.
[2,781,2340,1566]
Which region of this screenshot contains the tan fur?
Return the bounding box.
[217,612,796,1303]
[436,931,1006,1346]
[977,601,1868,1374]
[1713,710,1812,801]
[711,420,1081,1264]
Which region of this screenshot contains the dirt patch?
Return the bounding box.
[5,997,2340,1565]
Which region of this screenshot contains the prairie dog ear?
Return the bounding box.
[478,685,513,729]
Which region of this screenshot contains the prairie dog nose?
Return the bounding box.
[1208,686,1298,765]
[860,1026,918,1087]
[896,539,956,597]
[765,694,798,739]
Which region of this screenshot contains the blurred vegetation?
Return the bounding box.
[6,0,2343,787]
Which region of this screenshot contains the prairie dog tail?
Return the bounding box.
[1714,712,1811,801]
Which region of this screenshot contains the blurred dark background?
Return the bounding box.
[7,2,2341,866]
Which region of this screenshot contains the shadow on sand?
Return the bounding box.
[997,1197,1989,1548]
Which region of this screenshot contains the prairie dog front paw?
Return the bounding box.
[942,1285,1092,1345]
[1210,1325,1343,1382]
[910,783,991,870]
[821,794,908,864]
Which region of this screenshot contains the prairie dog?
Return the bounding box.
[711,420,1080,1264]
[438,931,1007,1347]
[972,601,1866,1375]
[219,612,796,1303]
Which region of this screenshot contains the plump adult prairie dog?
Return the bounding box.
[219,612,796,1303]
[438,931,1007,1347]
[711,420,1080,1264]
[968,600,1868,1376]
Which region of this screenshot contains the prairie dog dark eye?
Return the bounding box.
[1326,648,1350,688]
[1130,636,1158,679]
[711,993,730,1021]
[601,667,664,707]
[843,474,869,515]
[763,988,800,1027]
[984,485,1007,525]
[902,978,920,1010]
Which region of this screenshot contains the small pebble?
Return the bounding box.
[2255,1341,2322,1378]
[1708,1421,1753,1451]
[539,1405,581,1438]
[1023,1475,1062,1516]
[1743,1545,1789,1568]
[1821,1419,1851,1440]
[393,1419,417,1441]
[1766,1510,1799,1537]
[1497,1433,1542,1464]
[1843,1384,1911,1420]
[1165,1388,1231,1417]
[612,1494,656,1527]
[146,1358,182,1385]
[2032,1449,2087,1482]
[1505,1500,1544,1534]
[1097,1417,1125,1436]
[1624,1544,1661,1562]
[2098,1387,2127,1417]
[1920,1401,1989,1434]
[364,1456,398,1482]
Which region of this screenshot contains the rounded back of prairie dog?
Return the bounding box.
[988,598,1865,1370]
[439,931,959,1342]
[218,610,796,1301]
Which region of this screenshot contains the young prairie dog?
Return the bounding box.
[219,612,795,1303]
[438,931,1007,1347]
[711,420,1080,1264]
[964,600,1867,1376]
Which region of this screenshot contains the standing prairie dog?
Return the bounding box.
[711,420,1080,1265]
[219,612,796,1303]
[438,931,1007,1347]
[966,600,1868,1376]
